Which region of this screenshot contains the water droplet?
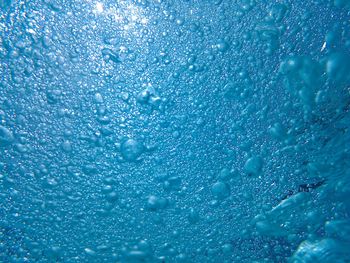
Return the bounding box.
[218,168,233,181]
[326,52,350,85]
[211,181,230,199]
[120,139,144,162]
[222,243,233,255]
[269,123,287,141]
[84,248,96,256]
[291,239,349,262]
[61,140,72,152]
[216,39,230,52]
[244,156,263,176]
[106,191,118,202]
[94,93,104,104]
[188,208,200,223]
[146,195,168,211]
[0,125,14,146]
[46,89,61,104]
[137,89,151,104]
[267,3,288,23]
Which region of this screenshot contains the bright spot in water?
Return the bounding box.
[92,1,148,27]
[95,2,104,13]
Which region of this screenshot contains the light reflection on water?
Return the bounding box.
[92,1,149,30]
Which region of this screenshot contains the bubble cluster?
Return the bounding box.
[0,0,349,262]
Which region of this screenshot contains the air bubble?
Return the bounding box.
[120,138,144,162]
[146,195,168,211]
[0,125,14,146]
[211,181,230,199]
[94,93,104,104]
[244,156,263,176]
[216,39,230,53]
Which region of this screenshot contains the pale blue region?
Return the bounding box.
[0,0,350,262]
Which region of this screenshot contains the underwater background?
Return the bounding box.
[1,0,350,262]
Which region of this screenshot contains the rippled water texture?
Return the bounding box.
[1,0,350,262]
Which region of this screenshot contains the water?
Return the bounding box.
[1,0,350,262]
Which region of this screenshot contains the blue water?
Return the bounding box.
[1,0,350,262]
